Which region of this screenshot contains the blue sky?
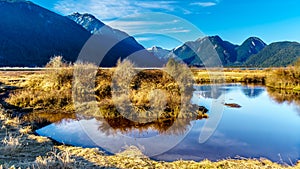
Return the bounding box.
[32,0,300,49]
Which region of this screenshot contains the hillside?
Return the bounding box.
[0,0,90,67]
[236,37,266,63]
[167,36,266,66]
[0,1,160,67]
[68,12,162,67]
[245,42,300,67]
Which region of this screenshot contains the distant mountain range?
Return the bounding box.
[0,0,299,67]
[149,36,300,67]
[148,36,267,67]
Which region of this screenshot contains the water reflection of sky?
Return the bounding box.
[36,84,300,164]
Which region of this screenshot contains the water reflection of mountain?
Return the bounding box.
[241,86,264,98]
[194,85,228,99]
[195,84,265,99]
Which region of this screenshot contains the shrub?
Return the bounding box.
[6,56,74,111]
[266,65,300,90]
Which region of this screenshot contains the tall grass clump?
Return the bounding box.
[110,58,201,120]
[77,58,205,121]
[109,59,138,119]
[73,62,98,103]
[266,58,300,90]
[34,149,78,169]
[6,56,74,111]
[163,58,195,112]
[0,134,21,154]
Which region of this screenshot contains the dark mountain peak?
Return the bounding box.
[147,46,170,60]
[71,12,96,18]
[208,35,222,42]
[0,0,91,67]
[243,37,266,47]
[69,12,103,25]
[236,37,266,62]
[68,12,163,67]
[67,12,105,34]
[68,12,131,41]
[195,35,223,44]
[168,35,268,66]
[170,35,238,66]
[149,46,164,50]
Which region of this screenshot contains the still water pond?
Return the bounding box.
[36,84,300,163]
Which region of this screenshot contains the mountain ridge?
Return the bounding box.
[0,0,91,67]
[0,1,161,67]
[67,12,163,67]
[0,0,299,67]
[164,35,266,66]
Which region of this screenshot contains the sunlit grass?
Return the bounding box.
[6,57,205,120]
[266,58,300,91]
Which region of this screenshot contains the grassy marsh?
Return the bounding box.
[5,58,206,120]
[1,57,300,168]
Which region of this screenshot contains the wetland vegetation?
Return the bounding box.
[1,57,300,168]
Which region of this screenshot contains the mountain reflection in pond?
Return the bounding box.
[36,84,300,164]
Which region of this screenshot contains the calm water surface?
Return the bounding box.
[36,84,300,163]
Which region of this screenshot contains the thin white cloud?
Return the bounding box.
[190,2,217,7]
[159,27,191,33]
[134,1,177,11]
[135,37,154,42]
[109,20,180,28]
[53,0,204,46]
[54,0,178,20]
[54,0,139,20]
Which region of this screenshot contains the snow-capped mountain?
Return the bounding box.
[68,12,163,67]
[236,37,267,63]
[147,46,171,61]
[0,0,162,67]
[67,13,129,40]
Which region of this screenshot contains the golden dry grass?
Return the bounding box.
[5,58,204,120]
[266,66,300,91]
[193,68,267,84]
